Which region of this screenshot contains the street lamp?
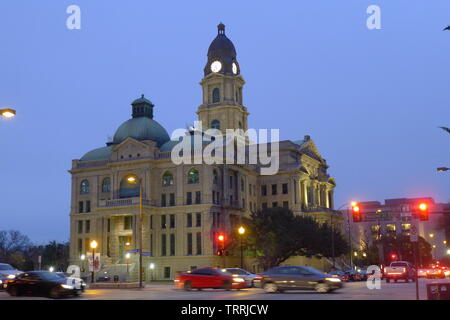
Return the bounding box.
[447,249,450,255]
[149,263,155,281]
[49,266,54,272]
[80,254,86,273]
[0,108,16,119]
[429,233,435,238]
[126,175,144,288]
[90,240,98,284]
[125,253,131,278]
[238,226,245,269]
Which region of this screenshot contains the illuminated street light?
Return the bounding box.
[447,249,450,255]
[80,254,86,260]
[443,240,447,245]
[0,108,16,118]
[90,240,98,284]
[429,233,435,238]
[238,226,245,235]
[49,266,54,272]
[238,226,245,268]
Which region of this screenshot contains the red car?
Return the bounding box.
[175,267,247,291]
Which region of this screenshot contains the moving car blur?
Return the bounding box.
[6,271,83,299]
[0,263,22,290]
[254,265,343,293]
[222,268,257,287]
[55,272,86,292]
[174,267,247,291]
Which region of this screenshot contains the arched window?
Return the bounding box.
[213,169,219,185]
[211,120,220,130]
[162,171,174,187]
[187,168,200,184]
[80,180,89,194]
[119,176,140,198]
[212,88,220,103]
[102,178,111,193]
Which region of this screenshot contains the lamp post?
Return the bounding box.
[149,263,155,281]
[125,253,131,279]
[127,175,144,288]
[90,240,98,284]
[238,226,245,269]
[0,108,16,119]
[80,254,86,273]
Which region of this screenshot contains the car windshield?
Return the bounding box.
[226,269,248,275]
[0,264,14,271]
[391,263,407,267]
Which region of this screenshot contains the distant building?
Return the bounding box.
[345,197,449,261]
[69,24,340,281]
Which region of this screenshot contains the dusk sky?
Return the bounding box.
[1,1,450,244]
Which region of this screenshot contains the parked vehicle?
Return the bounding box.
[55,272,86,292]
[426,266,446,279]
[344,270,362,281]
[223,268,257,288]
[6,271,83,298]
[255,265,343,293]
[327,270,350,282]
[0,263,22,290]
[384,261,416,283]
[418,268,429,278]
[175,267,247,291]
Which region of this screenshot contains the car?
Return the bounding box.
[426,267,446,279]
[344,270,363,281]
[174,267,247,291]
[256,265,343,293]
[327,270,350,282]
[222,268,257,287]
[384,261,416,283]
[0,263,22,290]
[55,272,86,292]
[418,268,429,278]
[6,271,83,299]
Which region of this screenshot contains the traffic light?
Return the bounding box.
[351,203,362,222]
[418,202,429,221]
[391,253,397,260]
[216,233,225,256]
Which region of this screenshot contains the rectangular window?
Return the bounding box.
[106,236,110,257]
[169,214,175,229]
[283,201,289,209]
[84,238,90,253]
[150,215,153,229]
[272,184,277,195]
[386,224,396,232]
[186,192,192,205]
[262,202,268,210]
[196,232,202,255]
[229,176,233,188]
[161,194,167,207]
[78,221,83,234]
[261,185,267,196]
[85,220,91,233]
[195,191,201,204]
[187,213,192,228]
[195,213,202,227]
[107,219,111,233]
[212,191,216,204]
[170,234,175,256]
[78,201,84,214]
[86,201,91,213]
[161,234,167,256]
[164,267,171,279]
[249,183,252,196]
[242,198,246,209]
[282,183,288,194]
[272,202,278,208]
[217,192,220,204]
[150,234,153,256]
[187,233,193,255]
[124,216,132,230]
[161,215,167,229]
[169,193,175,206]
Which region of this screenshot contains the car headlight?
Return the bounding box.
[326,277,342,283]
[233,277,245,283]
[61,284,74,290]
[0,280,3,284]
[6,275,15,279]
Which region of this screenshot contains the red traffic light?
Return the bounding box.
[391,254,397,260]
[417,202,429,221]
[351,203,362,222]
[217,234,225,242]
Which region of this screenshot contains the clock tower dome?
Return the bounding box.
[197,23,248,133]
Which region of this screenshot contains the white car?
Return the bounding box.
[0,263,22,290]
[223,268,257,288]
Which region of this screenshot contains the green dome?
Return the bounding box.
[80,146,112,162]
[113,117,170,147]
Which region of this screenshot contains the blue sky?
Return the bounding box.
[1,1,450,243]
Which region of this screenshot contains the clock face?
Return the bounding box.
[232,62,238,75]
[211,60,222,73]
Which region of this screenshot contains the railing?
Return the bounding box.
[98,198,156,208]
[302,206,342,216]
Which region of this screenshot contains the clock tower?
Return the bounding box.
[197,23,249,133]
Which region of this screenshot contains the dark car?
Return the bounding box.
[6,271,83,299]
[175,267,247,291]
[256,265,343,293]
[327,270,350,282]
[344,270,362,281]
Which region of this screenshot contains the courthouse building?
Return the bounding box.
[69,24,339,280]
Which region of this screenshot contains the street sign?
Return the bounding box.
[141,252,152,257]
[410,225,418,242]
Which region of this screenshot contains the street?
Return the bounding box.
[0,278,445,300]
